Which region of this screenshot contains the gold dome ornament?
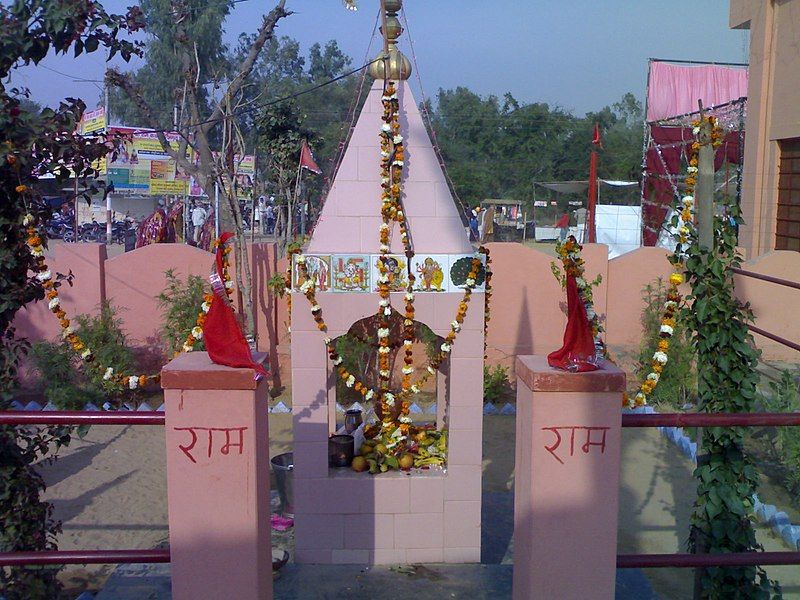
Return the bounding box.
[368,0,412,80]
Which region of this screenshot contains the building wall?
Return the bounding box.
[731,0,800,257]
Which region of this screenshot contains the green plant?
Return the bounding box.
[267,272,288,298]
[759,370,800,501]
[158,269,208,355]
[483,364,512,404]
[679,203,780,596]
[636,278,696,407]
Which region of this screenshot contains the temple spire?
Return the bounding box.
[368,0,412,80]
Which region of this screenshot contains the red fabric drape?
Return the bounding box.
[202,232,268,379]
[547,274,598,372]
[642,127,744,246]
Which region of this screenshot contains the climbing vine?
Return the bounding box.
[677,116,780,598]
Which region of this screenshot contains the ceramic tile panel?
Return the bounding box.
[331,254,371,292]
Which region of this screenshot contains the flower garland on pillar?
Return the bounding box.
[24,212,235,386]
[622,115,724,407]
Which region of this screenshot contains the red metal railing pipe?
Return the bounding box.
[0,411,166,426]
[622,412,800,428]
[747,324,800,353]
[732,267,800,291]
[0,549,170,566]
[618,551,800,569]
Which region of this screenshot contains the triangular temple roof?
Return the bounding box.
[308,81,472,255]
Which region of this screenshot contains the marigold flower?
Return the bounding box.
[15,184,27,193]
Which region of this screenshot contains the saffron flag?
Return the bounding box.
[299,140,322,174]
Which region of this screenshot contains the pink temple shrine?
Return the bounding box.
[290,0,485,565]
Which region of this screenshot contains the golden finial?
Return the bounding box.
[368,0,412,80]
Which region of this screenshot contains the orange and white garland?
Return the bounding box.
[623,115,723,408]
[25,211,234,385]
[24,213,156,389]
[295,79,490,444]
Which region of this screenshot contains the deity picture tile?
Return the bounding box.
[292,254,332,292]
[410,254,448,292]
[370,254,409,292]
[331,255,370,292]
[447,254,486,292]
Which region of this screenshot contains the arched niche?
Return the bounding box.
[331,308,449,431]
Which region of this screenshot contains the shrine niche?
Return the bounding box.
[290,0,485,565]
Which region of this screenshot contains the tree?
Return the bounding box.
[0,4,141,597]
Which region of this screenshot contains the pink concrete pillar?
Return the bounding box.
[512,355,626,600]
[161,352,272,600]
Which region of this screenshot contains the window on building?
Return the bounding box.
[776,138,800,251]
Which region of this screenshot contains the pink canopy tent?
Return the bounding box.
[641,59,748,246]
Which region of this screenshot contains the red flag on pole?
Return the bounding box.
[299,140,322,174]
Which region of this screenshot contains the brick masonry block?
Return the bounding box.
[444,500,481,548]
[394,513,444,550]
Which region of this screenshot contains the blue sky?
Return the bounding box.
[14,0,749,115]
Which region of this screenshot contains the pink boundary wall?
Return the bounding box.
[14,242,800,370]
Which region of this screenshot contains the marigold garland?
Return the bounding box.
[23,213,157,389]
[25,212,235,388]
[622,115,723,408]
[552,236,604,345]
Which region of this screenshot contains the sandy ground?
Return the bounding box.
[39,413,800,598]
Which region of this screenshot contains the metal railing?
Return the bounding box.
[733,266,800,352]
[0,410,799,571]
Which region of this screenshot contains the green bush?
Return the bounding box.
[158,269,208,355]
[29,302,137,408]
[636,278,696,408]
[760,369,800,501]
[483,364,512,404]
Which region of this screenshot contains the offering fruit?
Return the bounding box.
[374,443,388,455]
[360,442,375,456]
[398,453,414,470]
[351,456,369,472]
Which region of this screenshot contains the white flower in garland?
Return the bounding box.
[379,369,390,378]
[191,326,203,339]
[30,246,44,257]
[410,385,420,394]
[427,366,436,375]
[23,214,35,226]
[384,393,395,406]
[635,392,646,404]
[404,318,413,326]
[183,343,193,352]
[224,280,234,289]
[405,293,414,302]
[465,278,476,287]
[383,307,392,316]
[378,346,390,354]
[103,367,114,380]
[653,351,668,365]
[687,166,698,173]
[393,134,403,144]
[380,223,390,232]
[36,270,52,282]
[378,274,390,284]
[379,299,390,308]
[365,389,375,400]
[575,277,587,288]
[660,325,674,336]
[381,176,390,185]
[345,375,356,387]
[441,343,452,353]
[377,328,390,339]
[299,279,315,294]
[381,123,392,133]
[586,306,596,320]
[681,195,694,207]
[323,337,331,346]
[380,244,390,253]
[647,372,660,383]
[451,321,461,332]
[296,255,306,264]
[62,326,74,339]
[201,302,211,313]
[402,365,414,375]
[380,150,390,158]
[404,339,413,347]
[80,349,92,359]
[393,160,404,167]
[692,125,700,135]
[332,356,343,366]
[664,301,677,310]
[311,304,322,313]
[396,211,404,220]
[48,298,60,310]
[128,376,139,390]
[399,415,412,424]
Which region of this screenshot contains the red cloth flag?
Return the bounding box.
[547,273,598,372]
[202,232,268,379]
[299,140,322,174]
